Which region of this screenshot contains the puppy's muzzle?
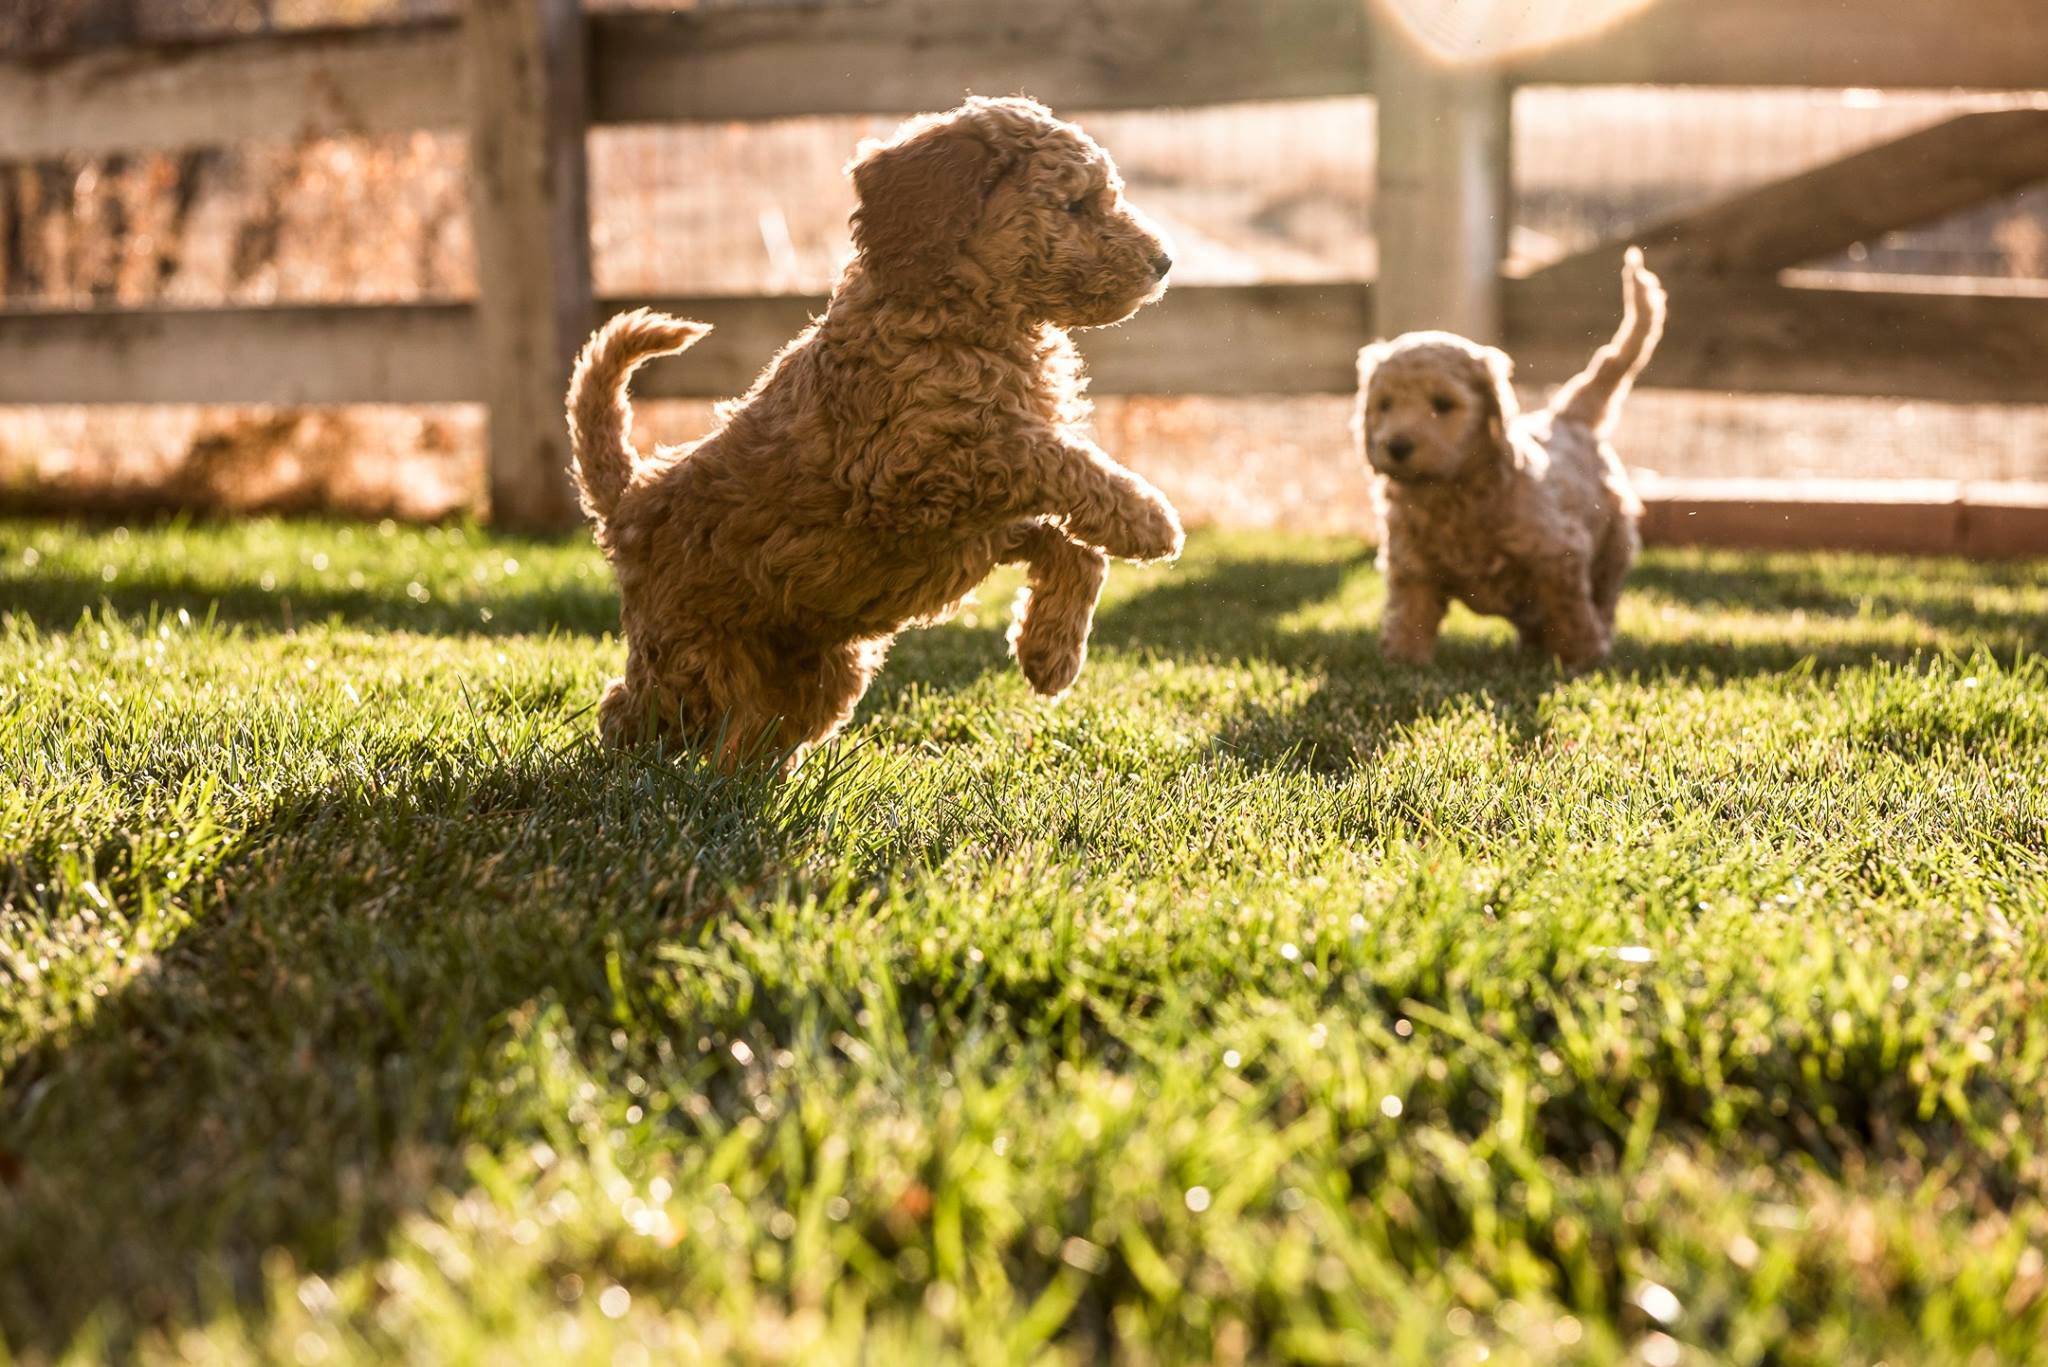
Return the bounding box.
[1384,436,1415,464]
[1149,251,1173,280]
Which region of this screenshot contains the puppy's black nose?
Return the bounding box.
[1150,251,1173,278]
[1386,436,1415,462]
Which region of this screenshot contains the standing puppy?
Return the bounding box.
[1355,249,1665,669]
[567,97,1183,767]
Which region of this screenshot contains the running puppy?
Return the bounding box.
[568,97,1182,768]
[1354,248,1665,668]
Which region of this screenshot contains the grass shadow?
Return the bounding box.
[1628,555,2048,655]
[1,557,618,639]
[0,738,854,1358]
[1083,546,2046,775]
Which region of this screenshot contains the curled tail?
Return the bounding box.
[1550,246,1667,437]
[565,308,712,521]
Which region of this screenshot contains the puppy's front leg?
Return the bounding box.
[1022,433,1183,564]
[1531,565,1610,670]
[1380,572,1448,665]
[998,520,1107,697]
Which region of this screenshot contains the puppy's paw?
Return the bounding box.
[1552,639,1611,673]
[1008,587,1090,698]
[1378,631,1436,667]
[1124,497,1185,564]
[1545,620,1612,672]
[1016,633,1088,697]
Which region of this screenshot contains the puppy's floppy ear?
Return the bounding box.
[1477,344,1520,435]
[849,122,999,288]
[1350,340,1392,451]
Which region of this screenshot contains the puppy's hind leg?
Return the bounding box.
[999,520,1109,698]
[1590,518,1640,637]
[770,637,890,766]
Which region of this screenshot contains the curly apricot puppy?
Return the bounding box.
[1355,248,1665,669]
[567,97,1183,767]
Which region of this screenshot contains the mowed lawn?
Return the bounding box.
[2,517,2045,1365]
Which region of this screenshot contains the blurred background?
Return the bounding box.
[2,0,2045,534]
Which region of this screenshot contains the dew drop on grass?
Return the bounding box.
[1616,945,1654,964]
[730,1040,755,1066]
[1184,1186,1212,1213]
[1638,1331,1680,1367]
[598,1284,630,1318]
[1633,1281,1682,1325]
[1222,1049,1241,1069]
[1279,942,1300,962]
[1380,1095,1404,1119]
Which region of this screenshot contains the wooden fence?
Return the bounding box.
[1,0,2046,544]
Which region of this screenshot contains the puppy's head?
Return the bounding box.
[847,97,1173,327]
[1351,332,1518,485]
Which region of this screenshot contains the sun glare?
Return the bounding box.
[1375,0,1662,62]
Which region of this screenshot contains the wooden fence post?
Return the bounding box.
[465,0,594,533]
[1370,6,1510,342]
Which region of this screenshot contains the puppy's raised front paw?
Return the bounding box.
[1126,498,1185,563]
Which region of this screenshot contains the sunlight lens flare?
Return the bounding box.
[1376,0,1660,63]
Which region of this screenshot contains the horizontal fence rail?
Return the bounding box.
[10,276,2048,407]
[3,0,2047,538]
[7,0,2045,163]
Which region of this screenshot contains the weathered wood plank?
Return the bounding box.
[1636,478,2048,559]
[1505,276,2048,405]
[1528,110,2048,284]
[0,304,478,404]
[588,0,1373,124]
[0,22,463,160]
[0,0,1374,162]
[1080,282,1378,396]
[1510,0,2048,90]
[0,286,1378,405]
[5,0,2032,166]
[4,280,2043,407]
[613,283,1382,399]
[1371,10,1509,340]
[465,0,593,532]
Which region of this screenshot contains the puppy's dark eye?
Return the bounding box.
[1376,397,1392,413]
[1065,197,1090,216]
[1430,394,1455,415]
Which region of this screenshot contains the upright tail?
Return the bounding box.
[1549,246,1667,437]
[565,308,712,521]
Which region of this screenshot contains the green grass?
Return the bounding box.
[2,517,2046,1365]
